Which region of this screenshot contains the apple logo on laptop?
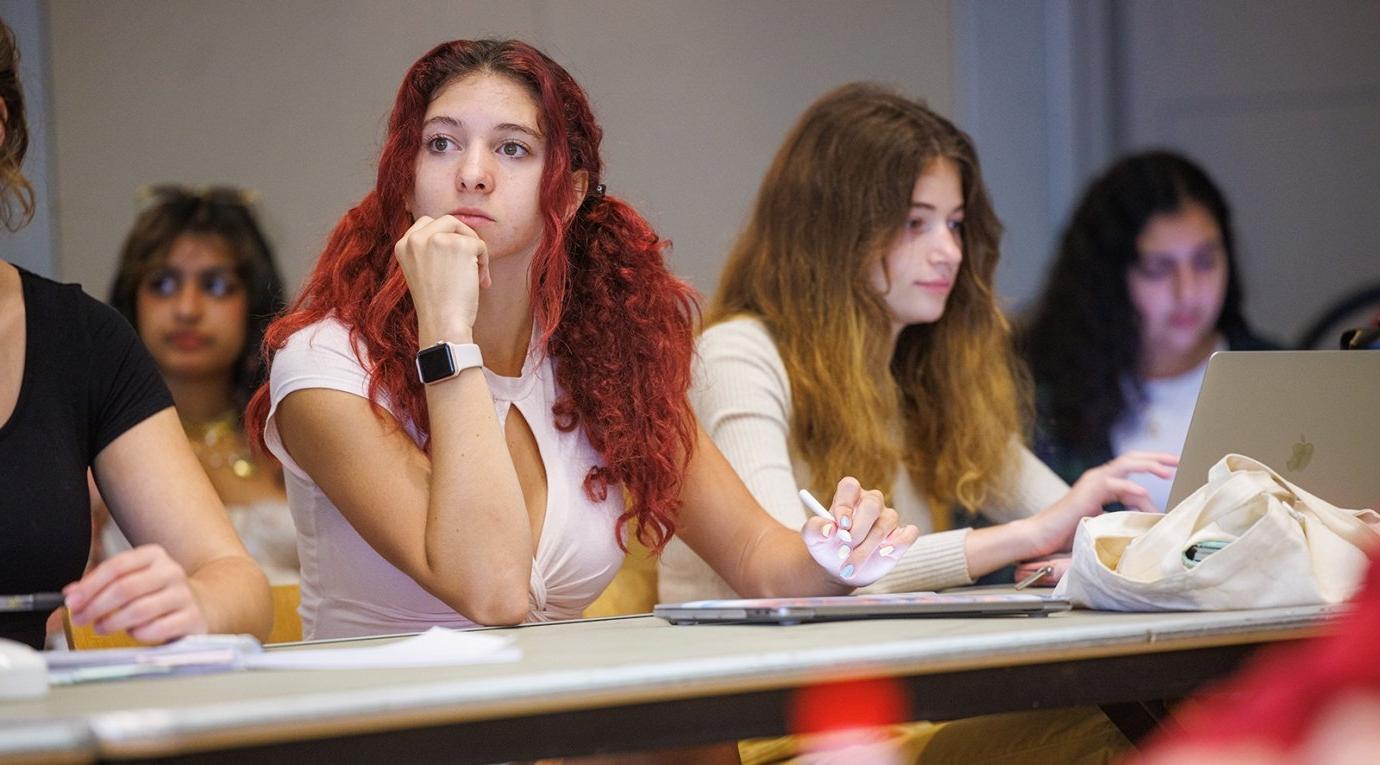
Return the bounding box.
[1287,434,1314,471]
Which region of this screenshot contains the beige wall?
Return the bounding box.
[48,0,952,300]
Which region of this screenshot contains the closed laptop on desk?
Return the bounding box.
[1166,351,1380,510]
[654,592,1070,625]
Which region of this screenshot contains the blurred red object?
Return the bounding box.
[1136,552,1380,762]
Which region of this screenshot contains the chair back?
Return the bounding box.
[583,533,658,618]
[267,583,302,643]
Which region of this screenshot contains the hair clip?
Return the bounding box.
[137,184,258,208]
[592,183,606,199]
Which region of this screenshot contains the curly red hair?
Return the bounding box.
[246,39,698,552]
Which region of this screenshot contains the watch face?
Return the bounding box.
[416,344,456,383]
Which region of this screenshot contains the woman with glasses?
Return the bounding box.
[0,18,270,648]
[103,186,297,583]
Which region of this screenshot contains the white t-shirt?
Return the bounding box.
[263,318,626,640]
[658,316,1069,603]
[1110,345,1223,512]
[104,499,299,585]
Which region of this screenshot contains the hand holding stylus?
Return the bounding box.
[799,478,920,586]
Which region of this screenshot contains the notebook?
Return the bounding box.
[1165,350,1380,511]
[654,592,1070,625]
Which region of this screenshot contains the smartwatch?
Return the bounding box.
[415,341,484,384]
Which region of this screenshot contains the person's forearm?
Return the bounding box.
[186,555,272,640]
[962,518,1044,578]
[422,366,532,624]
[740,525,851,597]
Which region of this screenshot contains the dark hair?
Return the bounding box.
[246,39,698,553]
[1021,150,1247,453]
[108,186,286,410]
[0,17,34,231]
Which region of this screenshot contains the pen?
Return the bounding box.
[1014,565,1054,590]
[1,592,66,613]
[799,489,852,543]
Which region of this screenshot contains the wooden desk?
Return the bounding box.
[0,604,1339,764]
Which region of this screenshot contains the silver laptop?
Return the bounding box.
[654,592,1070,625]
[1166,351,1380,511]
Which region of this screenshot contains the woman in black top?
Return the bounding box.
[0,19,270,648]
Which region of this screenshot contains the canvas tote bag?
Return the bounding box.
[1055,454,1380,611]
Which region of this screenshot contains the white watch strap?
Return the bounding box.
[446,342,484,372]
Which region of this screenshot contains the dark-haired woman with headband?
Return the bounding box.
[0,18,270,648]
[101,186,296,583]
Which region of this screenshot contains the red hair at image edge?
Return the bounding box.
[245,39,698,552]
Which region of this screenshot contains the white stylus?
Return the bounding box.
[799,489,852,543]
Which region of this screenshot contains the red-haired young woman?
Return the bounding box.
[246,39,920,639]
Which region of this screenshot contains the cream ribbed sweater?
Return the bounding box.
[658,317,1070,602]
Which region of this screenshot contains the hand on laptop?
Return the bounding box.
[1023,451,1179,559]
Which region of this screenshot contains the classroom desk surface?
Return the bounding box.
[0,603,1341,764]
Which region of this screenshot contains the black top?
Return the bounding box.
[1,267,173,648]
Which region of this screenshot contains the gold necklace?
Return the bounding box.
[183,410,258,479]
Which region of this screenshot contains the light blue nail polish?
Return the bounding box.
[841,564,856,579]
[840,516,852,530]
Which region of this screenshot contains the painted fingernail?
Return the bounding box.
[879,545,895,558]
[822,522,835,538]
[836,545,850,560]
[841,564,856,579]
[840,515,852,530]
[837,528,853,544]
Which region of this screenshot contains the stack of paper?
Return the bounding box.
[45,627,521,685]
[247,627,521,669]
[45,634,261,684]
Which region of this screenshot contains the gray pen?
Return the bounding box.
[1014,565,1054,591]
[0,592,66,612]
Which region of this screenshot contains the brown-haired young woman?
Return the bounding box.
[102,186,295,583]
[658,80,1179,763]
[661,83,1177,603]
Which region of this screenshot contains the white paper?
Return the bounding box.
[244,626,521,670]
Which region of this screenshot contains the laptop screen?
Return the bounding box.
[1166,351,1380,511]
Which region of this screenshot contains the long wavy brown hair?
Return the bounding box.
[709,83,1028,529]
[0,18,35,232]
